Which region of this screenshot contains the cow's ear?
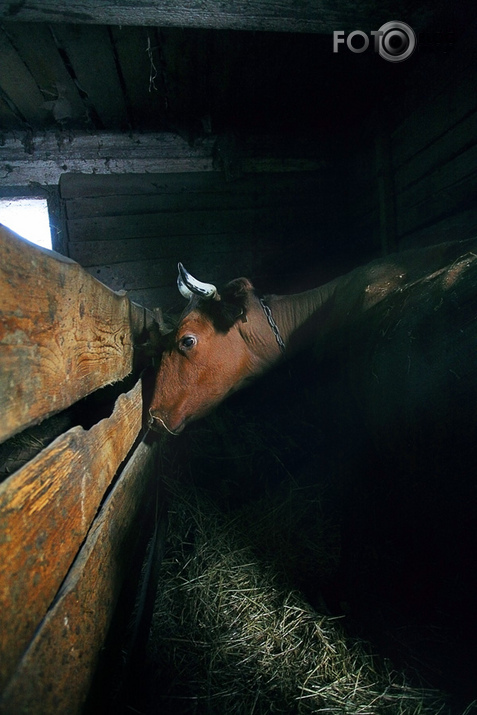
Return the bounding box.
[222,277,254,301]
[209,277,254,331]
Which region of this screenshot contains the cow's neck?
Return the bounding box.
[240,277,342,369]
[242,238,477,372]
[263,278,341,356]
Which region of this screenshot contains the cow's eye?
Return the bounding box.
[178,335,197,352]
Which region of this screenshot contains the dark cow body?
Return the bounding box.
[149,238,477,436]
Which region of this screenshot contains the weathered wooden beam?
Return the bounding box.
[0,225,146,442]
[0,1,389,33]
[0,26,47,122]
[0,132,216,186]
[396,143,477,239]
[0,436,159,715]
[66,204,319,242]
[0,131,325,187]
[0,379,143,692]
[50,25,129,129]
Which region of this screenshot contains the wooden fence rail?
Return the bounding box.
[0,224,151,444]
[0,226,164,712]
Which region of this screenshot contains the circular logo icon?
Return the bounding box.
[377,21,416,62]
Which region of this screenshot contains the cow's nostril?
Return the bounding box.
[148,409,181,436]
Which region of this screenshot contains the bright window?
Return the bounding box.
[0,197,52,250]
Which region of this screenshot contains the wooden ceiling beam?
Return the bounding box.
[0,130,325,186]
[0,1,404,34]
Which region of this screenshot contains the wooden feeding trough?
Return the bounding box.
[0,224,162,713]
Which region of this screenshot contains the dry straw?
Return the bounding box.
[148,476,449,714]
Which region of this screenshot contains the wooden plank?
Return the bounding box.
[0,96,23,130]
[387,16,477,143]
[50,24,128,129]
[396,144,477,237]
[67,228,321,268]
[3,23,85,125]
[394,112,477,193]
[0,157,214,186]
[0,131,215,186]
[392,70,477,171]
[67,204,320,241]
[109,26,167,131]
[0,225,135,443]
[398,172,477,239]
[68,232,269,266]
[0,130,325,187]
[0,1,390,33]
[60,169,323,200]
[86,249,272,292]
[64,188,314,219]
[0,379,143,692]
[60,170,226,199]
[398,207,477,250]
[68,228,323,267]
[64,173,323,218]
[125,285,181,312]
[159,27,207,130]
[0,437,158,714]
[208,30,240,125]
[0,26,46,124]
[0,132,215,164]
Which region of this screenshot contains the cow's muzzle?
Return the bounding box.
[148,409,183,436]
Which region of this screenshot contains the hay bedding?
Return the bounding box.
[147,477,448,715]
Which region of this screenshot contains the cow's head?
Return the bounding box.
[148,264,279,435]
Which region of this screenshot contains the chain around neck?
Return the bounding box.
[259,298,286,354]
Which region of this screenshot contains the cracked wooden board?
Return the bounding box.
[0,437,158,715]
[0,378,143,691]
[0,224,144,443]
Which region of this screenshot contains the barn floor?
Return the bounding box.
[120,347,477,715]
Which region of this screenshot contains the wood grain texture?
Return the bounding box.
[64,172,322,218]
[68,232,274,266]
[60,168,324,200]
[394,111,477,193]
[0,437,158,715]
[391,52,477,170]
[396,143,477,238]
[0,378,143,692]
[51,24,129,129]
[66,205,319,242]
[0,0,384,33]
[3,23,86,125]
[0,225,135,443]
[0,132,215,186]
[0,26,46,123]
[0,130,325,187]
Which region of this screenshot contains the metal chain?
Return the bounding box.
[259,298,286,354]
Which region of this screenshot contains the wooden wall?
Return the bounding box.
[346,23,477,256]
[59,169,344,312]
[0,225,161,713]
[392,50,477,249]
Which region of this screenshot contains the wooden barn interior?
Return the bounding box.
[1,1,476,713]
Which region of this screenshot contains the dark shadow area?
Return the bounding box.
[145,314,477,713]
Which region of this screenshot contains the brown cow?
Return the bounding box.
[148,239,477,435]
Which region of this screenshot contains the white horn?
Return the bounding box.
[177,263,218,300]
